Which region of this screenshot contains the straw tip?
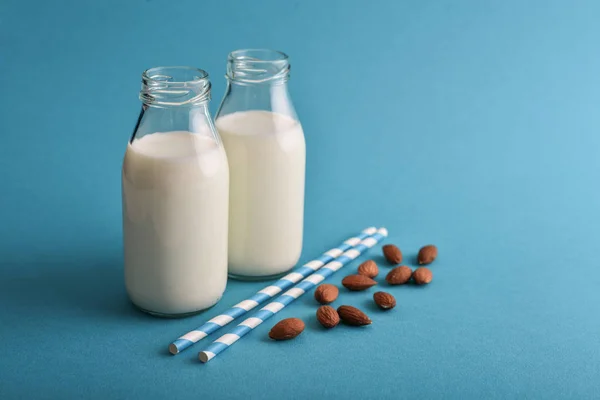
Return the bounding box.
[168,344,179,355]
[198,351,210,363]
[379,227,388,237]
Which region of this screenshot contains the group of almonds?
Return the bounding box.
[268,244,438,340]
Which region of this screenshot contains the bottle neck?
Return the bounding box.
[217,49,297,120]
[132,67,219,143]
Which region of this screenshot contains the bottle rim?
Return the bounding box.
[228,49,289,63]
[140,66,211,107]
[142,66,209,85]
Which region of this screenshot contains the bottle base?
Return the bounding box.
[228,270,290,282]
[131,298,221,318]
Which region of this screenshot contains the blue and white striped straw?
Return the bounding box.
[169,227,378,355]
[198,227,388,363]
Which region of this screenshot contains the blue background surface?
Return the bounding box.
[2,0,600,398]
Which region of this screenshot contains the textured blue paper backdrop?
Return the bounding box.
[2,0,600,398]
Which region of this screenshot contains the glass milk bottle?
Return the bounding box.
[122,67,229,317]
[216,49,306,280]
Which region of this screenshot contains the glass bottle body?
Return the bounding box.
[122,67,229,316]
[216,50,306,280]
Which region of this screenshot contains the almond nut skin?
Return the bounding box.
[418,245,438,265]
[316,305,340,329]
[386,266,413,285]
[357,260,379,278]
[342,274,377,291]
[382,244,403,264]
[412,267,433,285]
[373,291,396,310]
[314,284,339,304]
[337,305,372,326]
[269,318,305,340]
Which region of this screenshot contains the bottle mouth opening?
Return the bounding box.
[140,66,211,107]
[142,66,209,85]
[228,49,289,63]
[227,49,290,84]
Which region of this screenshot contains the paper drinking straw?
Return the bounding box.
[169,227,378,355]
[198,227,388,363]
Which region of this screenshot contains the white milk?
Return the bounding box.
[216,110,305,278]
[122,131,229,316]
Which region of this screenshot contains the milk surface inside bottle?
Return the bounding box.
[122,67,229,317]
[216,49,306,280]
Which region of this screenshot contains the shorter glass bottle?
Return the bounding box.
[122,67,229,317]
[216,49,306,280]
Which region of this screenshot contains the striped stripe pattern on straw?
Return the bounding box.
[198,227,388,363]
[169,227,378,355]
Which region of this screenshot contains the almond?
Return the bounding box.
[337,305,372,326]
[342,274,377,291]
[418,245,438,265]
[268,318,305,340]
[412,267,433,285]
[382,244,403,264]
[316,305,340,329]
[314,284,339,304]
[357,260,378,278]
[373,291,396,310]
[386,265,412,285]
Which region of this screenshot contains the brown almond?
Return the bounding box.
[412,267,433,285]
[316,305,340,329]
[357,260,379,278]
[337,305,372,326]
[342,274,377,291]
[386,265,412,285]
[314,284,339,304]
[418,245,438,265]
[382,244,403,264]
[373,291,396,310]
[268,318,305,340]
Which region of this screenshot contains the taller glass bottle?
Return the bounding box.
[216,49,306,280]
[122,67,229,317]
